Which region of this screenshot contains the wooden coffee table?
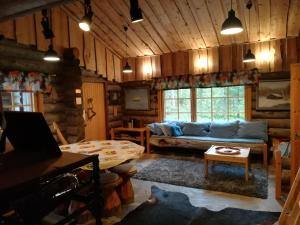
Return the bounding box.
[204,145,251,181]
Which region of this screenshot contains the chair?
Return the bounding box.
[278,166,300,225]
[110,161,137,204]
[274,140,291,201]
[52,121,68,145]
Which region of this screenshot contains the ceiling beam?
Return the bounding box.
[0,0,74,22]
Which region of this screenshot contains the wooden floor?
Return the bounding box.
[102,153,282,225]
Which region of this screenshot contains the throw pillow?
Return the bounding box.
[171,125,183,137]
[147,123,164,136]
[159,123,174,136]
[182,122,210,136]
[208,121,239,138]
[237,121,268,142]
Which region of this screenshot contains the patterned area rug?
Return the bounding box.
[133,158,268,199]
[115,186,279,225]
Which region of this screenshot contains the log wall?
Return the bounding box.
[0,39,85,143]
[0,6,122,81]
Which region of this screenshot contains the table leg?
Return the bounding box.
[140,131,144,147]
[245,159,249,182]
[146,128,150,154]
[204,159,208,178]
[91,158,102,225]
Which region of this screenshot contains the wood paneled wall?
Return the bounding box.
[122,37,300,81]
[0,7,122,82]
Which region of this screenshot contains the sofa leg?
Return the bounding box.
[263,144,268,168]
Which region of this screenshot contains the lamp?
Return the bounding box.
[43,44,60,62]
[243,1,255,63]
[79,0,93,31]
[130,0,143,23]
[123,26,132,73]
[221,0,243,35]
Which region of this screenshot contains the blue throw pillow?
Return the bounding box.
[208,121,239,138]
[237,121,268,142]
[182,122,210,136]
[171,125,183,137]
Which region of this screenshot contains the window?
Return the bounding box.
[164,89,192,121]
[196,86,245,122]
[2,92,35,112]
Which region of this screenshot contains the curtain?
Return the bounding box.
[0,71,53,93]
[151,69,260,90]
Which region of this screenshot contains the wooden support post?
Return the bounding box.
[263,143,268,168]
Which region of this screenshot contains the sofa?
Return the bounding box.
[147,120,268,167]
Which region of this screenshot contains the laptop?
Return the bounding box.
[3,111,62,158]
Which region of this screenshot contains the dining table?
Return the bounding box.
[59,140,145,170]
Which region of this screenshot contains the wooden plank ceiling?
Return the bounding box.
[0,0,72,21]
[2,0,299,58]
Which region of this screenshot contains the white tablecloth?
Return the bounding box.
[59,140,144,170]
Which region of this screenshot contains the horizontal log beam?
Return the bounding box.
[268,128,290,138]
[252,111,290,119]
[255,118,290,128]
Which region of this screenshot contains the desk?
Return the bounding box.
[60,140,144,170]
[110,127,150,153]
[0,151,102,225]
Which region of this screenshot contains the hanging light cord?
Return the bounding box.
[124,26,128,58]
[230,0,232,9]
[246,0,252,43]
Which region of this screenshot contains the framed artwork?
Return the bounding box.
[108,90,121,105]
[124,87,150,110]
[256,80,290,110]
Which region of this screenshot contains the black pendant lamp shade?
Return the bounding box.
[79,0,93,31]
[221,9,243,35]
[123,61,133,73]
[243,1,255,63]
[123,26,132,73]
[130,0,143,23]
[43,44,60,62]
[243,49,255,63]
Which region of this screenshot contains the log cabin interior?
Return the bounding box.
[1,0,300,224]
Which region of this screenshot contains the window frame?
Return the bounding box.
[162,86,246,122]
[1,91,37,112]
[163,89,192,122]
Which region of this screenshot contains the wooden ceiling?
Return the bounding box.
[62,0,300,58]
[3,0,300,58]
[0,0,72,21]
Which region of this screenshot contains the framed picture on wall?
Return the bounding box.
[124,87,150,110]
[108,90,121,105]
[256,80,290,111]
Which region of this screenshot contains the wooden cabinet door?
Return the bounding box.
[82,82,107,140]
[290,64,300,181]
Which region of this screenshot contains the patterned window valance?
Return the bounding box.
[151,69,260,90]
[0,71,53,93]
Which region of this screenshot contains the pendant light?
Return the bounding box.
[44,44,60,62]
[79,0,93,32]
[243,1,255,63]
[130,0,143,23]
[221,0,243,35]
[41,9,60,62]
[123,26,133,73]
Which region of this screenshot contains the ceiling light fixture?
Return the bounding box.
[122,26,132,73]
[43,44,60,62]
[221,0,243,35]
[79,0,93,32]
[130,0,143,23]
[243,1,255,63]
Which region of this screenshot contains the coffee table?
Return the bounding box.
[204,145,251,181]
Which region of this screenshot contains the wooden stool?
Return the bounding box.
[110,162,137,204]
[101,172,123,217]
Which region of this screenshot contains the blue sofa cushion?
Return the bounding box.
[237,121,268,142]
[175,136,265,144]
[208,121,239,138]
[182,122,210,136]
[171,125,183,137]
